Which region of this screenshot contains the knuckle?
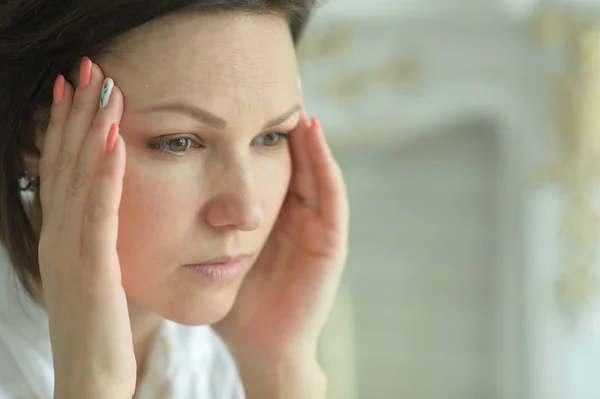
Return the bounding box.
[98,160,118,179]
[55,149,76,172]
[86,202,110,224]
[70,98,87,113]
[47,115,63,131]
[91,114,111,132]
[69,169,91,193]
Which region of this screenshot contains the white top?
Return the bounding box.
[0,243,245,399]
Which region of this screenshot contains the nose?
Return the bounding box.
[203,157,265,232]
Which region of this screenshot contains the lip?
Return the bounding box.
[184,254,249,282]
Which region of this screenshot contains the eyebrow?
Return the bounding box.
[140,102,302,130]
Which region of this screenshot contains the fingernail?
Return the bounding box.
[100,78,114,108]
[311,117,319,129]
[106,124,119,153]
[79,57,92,87]
[53,74,65,104]
[311,117,326,137]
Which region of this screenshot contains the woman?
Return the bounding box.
[0,0,349,398]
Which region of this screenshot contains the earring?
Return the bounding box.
[19,171,39,192]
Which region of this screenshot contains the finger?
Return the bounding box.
[39,75,74,229]
[81,132,125,270]
[63,83,124,244]
[49,59,105,231]
[305,118,348,230]
[289,110,318,201]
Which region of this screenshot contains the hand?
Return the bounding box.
[214,112,349,382]
[37,58,134,398]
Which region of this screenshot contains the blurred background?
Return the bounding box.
[298,1,600,398]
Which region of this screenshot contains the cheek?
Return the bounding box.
[117,162,195,259]
[256,151,292,220]
[116,150,291,256]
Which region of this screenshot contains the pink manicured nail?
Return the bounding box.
[106,124,119,153]
[311,117,321,131]
[79,57,92,87]
[53,74,65,104]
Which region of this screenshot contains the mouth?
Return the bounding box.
[184,254,250,282]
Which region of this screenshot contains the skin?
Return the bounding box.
[28,12,348,398]
[108,13,298,327]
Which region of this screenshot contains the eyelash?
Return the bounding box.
[252,132,289,147]
[147,132,289,156]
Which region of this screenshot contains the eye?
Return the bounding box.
[252,132,289,147]
[148,136,201,155]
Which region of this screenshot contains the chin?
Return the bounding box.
[157,287,239,326]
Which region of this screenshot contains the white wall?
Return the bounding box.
[331,123,503,399]
[526,185,600,399]
[300,2,599,398]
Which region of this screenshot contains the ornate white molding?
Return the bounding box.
[313,0,520,23]
[299,17,538,399]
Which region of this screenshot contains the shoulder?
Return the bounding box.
[0,244,53,399]
[0,335,44,398]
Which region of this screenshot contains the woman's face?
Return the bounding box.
[97,13,299,325]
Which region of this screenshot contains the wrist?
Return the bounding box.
[235,355,327,399]
[54,388,132,399]
[54,390,131,399]
[54,380,133,399]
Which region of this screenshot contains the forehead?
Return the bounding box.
[99,12,299,110]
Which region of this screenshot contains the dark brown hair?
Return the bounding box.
[0,0,314,293]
